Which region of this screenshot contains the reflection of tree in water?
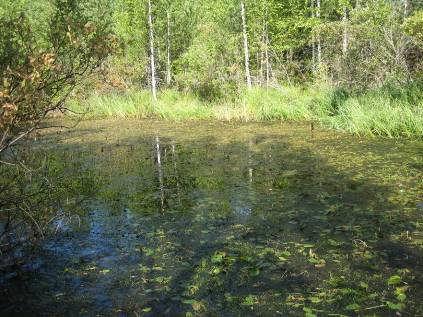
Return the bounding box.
[1,131,422,316]
[231,140,255,222]
[154,135,165,212]
[137,136,422,316]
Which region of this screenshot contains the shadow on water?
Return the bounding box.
[1,121,422,316]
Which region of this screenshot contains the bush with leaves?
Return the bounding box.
[0,0,116,268]
[0,0,117,154]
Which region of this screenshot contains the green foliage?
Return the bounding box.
[325,82,423,137]
[404,9,423,44]
[242,86,320,121]
[71,81,423,137]
[0,0,116,153]
[0,149,99,260]
[70,89,212,120]
[173,14,241,100]
[0,0,115,270]
[67,0,423,139]
[388,275,402,285]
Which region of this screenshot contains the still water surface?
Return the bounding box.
[1,120,422,316]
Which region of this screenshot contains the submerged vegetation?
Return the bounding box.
[1,121,422,316]
[1,0,423,316]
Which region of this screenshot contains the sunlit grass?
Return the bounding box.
[155,90,212,120]
[68,83,423,137]
[69,89,152,119]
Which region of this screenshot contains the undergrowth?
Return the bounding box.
[68,82,423,137]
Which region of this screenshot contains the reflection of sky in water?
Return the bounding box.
[42,207,145,312]
[2,122,422,316]
[231,183,254,222]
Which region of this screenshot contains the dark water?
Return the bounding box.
[1,120,422,316]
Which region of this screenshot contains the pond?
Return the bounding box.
[1,119,422,316]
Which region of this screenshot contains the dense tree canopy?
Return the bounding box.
[95,0,423,97]
[2,0,422,103]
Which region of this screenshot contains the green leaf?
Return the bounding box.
[144,248,155,256]
[303,307,317,317]
[211,251,226,263]
[182,299,197,305]
[210,267,221,275]
[346,303,360,311]
[249,267,260,277]
[309,297,321,304]
[241,295,258,306]
[396,293,406,302]
[386,301,405,311]
[387,275,402,285]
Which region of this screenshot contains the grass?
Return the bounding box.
[68,83,423,138]
[324,86,423,138]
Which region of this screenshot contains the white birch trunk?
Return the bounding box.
[311,0,316,73]
[404,0,409,17]
[316,0,322,66]
[166,11,171,86]
[265,30,270,88]
[148,0,157,101]
[241,1,252,89]
[258,51,263,85]
[342,6,349,56]
[259,22,265,86]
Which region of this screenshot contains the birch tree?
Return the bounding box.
[312,0,317,72]
[316,0,322,66]
[260,5,271,87]
[241,1,252,88]
[264,27,270,87]
[166,11,171,86]
[109,0,422,94]
[403,0,410,17]
[342,6,349,55]
[147,0,157,101]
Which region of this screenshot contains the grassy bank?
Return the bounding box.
[69,83,423,138]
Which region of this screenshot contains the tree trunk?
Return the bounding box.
[166,11,171,86]
[148,0,157,101]
[258,51,263,86]
[259,21,265,86]
[404,0,410,17]
[342,6,349,56]
[311,0,316,73]
[316,0,322,66]
[155,135,164,212]
[241,1,252,89]
[265,30,270,88]
[171,142,181,205]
